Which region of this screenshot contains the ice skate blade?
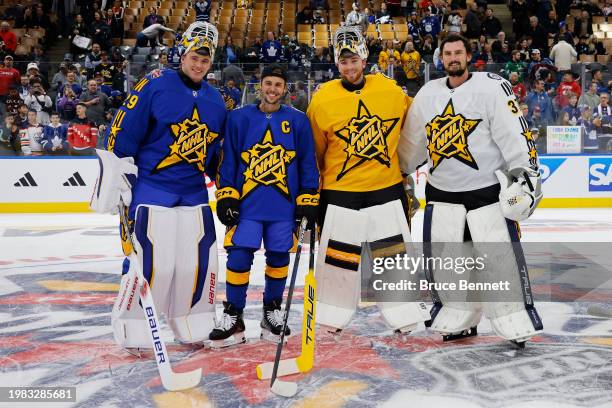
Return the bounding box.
[510,340,526,349]
[260,330,289,344]
[208,332,246,349]
[442,326,478,342]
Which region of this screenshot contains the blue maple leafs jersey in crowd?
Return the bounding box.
[105,69,227,211]
[218,104,319,222]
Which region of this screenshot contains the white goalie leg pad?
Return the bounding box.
[317,205,368,330]
[425,202,483,334]
[111,205,177,349]
[466,203,543,341]
[361,200,430,330]
[167,205,217,343]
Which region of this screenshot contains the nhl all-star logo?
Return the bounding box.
[411,344,612,405]
[154,106,219,173]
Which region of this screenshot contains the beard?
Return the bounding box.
[445,62,467,77]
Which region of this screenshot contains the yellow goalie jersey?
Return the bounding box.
[307,73,410,192]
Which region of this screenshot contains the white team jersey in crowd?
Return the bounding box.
[399,72,538,192]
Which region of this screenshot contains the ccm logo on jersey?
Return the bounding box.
[589,158,612,191]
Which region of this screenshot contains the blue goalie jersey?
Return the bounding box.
[218,104,319,221]
[106,69,227,211]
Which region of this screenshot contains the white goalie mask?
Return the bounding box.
[333,25,369,63]
[178,22,219,60]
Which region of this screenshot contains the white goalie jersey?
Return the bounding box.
[398,72,539,192]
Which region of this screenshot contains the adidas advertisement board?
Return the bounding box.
[0,157,98,211]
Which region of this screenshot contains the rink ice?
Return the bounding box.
[0,208,611,408]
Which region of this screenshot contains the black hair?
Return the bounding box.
[440,34,472,56]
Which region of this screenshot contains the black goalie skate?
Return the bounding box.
[208,301,246,348]
[260,300,290,343]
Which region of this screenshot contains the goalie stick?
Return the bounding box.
[587,304,612,318]
[257,225,317,391]
[119,200,202,391]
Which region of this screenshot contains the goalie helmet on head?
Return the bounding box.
[178,21,219,60]
[333,25,369,63]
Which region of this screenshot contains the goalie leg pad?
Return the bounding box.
[167,205,218,344]
[111,205,178,348]
[424,202,483,334]
[316,205,368,330]
[361,199,430,329]
[466,203,543,341]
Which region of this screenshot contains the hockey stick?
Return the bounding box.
[257,226,316,382]
[119,200,202,391]
[265,218,308,398]
[587,304,612,318]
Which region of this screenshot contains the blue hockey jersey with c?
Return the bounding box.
[106,69,227,211]
[218,104,319,221]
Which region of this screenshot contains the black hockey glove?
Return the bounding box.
[215,187,240,227]
[295,189,319,230]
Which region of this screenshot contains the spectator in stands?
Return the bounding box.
[79,79,111,126]
[530,105,549,129]
[217,36,242,65]
[401,40,421,94]
[575,35,591,57]
[376,2,392,23]
[510,72,527,102]
[69,14,88,57]
[93,72,112,97]
[90,10,111,50]
[194,1,212,22]
[15,102,28,127]
[464,3,481,39]
[510,0,529,39]
[94,51,115,87]
[313,9,325,24]
[446,10,462,34]
[85,43,103,74]
[42,112,69,155]
[110,46,126,68]
[527,49,554,79]
[0,22,17,56]
[17,75,29,101]
[563,93,581,125]
[57,86,78,122]
[542,9,558,40]
[555,21,574,45]
[556,72,582,108]
[67,103,98,155]
[473,42,493,64]
[23,78,51,125]
[481,8,502,38]
[378,40,400,72]
[420,34,435,60]
[19,109,44,155]
[105,8,121,41]
[109,90,125,109]
[0,55,20,103]
[59,70,83,98]
[148,52,169,71]
[222,63,245,89]
[346,2,367,32]
[579,107,598,152]
[0,114,18,155]
[574,10,593,39]
[17,6,36,29]
[290,81,308,112]
[2,0,23,23]
[297,6,314,24]
[420,6,441,44]
[143,7,161,29]
[6,87,20,115]
[526,79,555,124]
[591,69,609,94]
[407,12,421,48]
[579,81,600,110]
[526,17,548,56]
[111,0,125,40]
[51,62,69,94]
[136,22,175,48]
[30,45,50,81]
[32,3,52,34]
[220,79,241,110]
[549,34,577,75]
[364,8,376,24]
[261,32,282,63]
[592,93,612,151]
[206,72,218,88]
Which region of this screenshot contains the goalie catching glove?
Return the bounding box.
[495,166,542,221]
[216,187,240,227]
[295,190,319,229]
[90,149,137,214]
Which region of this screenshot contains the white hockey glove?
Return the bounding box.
[495,166,542,222]
[90,149,138,214]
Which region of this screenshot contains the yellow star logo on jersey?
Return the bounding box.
[335,100,400,181]
[154,106,219,173]
[426,99,481,173]
[106,109,126,152]
[240,124,296,200]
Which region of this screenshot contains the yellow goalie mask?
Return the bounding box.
[178,22,219,60]
[333,25,368,63]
